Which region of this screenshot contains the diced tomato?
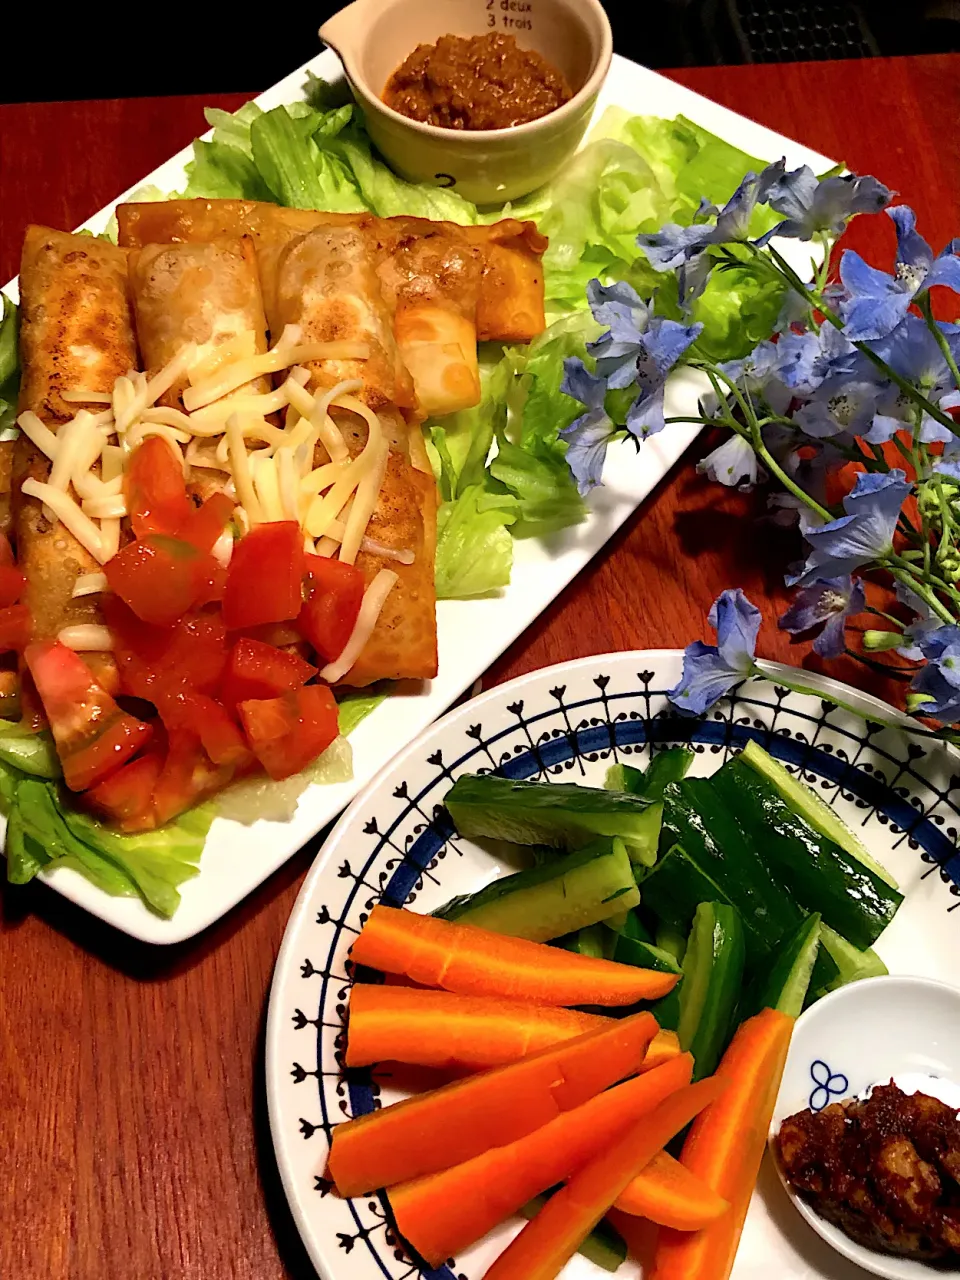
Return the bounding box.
[153,729,236,827]
[157,690,251,767]
[84,745,164,830]
[237,621,304,648]
[0,532,15,567]
[0,603,31,653]
[239,684,339,780]
[24,641,153,791]
[104,535,222,627]
[192,559,227,608]
[221,522,304,630]
[298,554,364,663]
[104,600,229,701]
[179,492,236,554]
[219,637,317,711]
[125,437,193,539]
[0,565,25,609]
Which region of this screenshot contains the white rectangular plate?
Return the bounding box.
[3,50,833,942]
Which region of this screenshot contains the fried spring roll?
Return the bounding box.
[462,219,548,343]
[374,220,483,418]
[324,411,437,686]
[116,201,547,345]
[16,227,137,690]
[272,224,416,415]
[128,237,271,409]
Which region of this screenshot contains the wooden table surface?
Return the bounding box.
[1,52,959,1280]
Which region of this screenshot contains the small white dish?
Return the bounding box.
[770,975,960,1279]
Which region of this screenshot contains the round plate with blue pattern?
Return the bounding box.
[266,650,960,1280]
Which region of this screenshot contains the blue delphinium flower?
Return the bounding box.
[838,206,960,342]
[697,435,760,488]
[755,167,892,245]
[636,164,784,271]
[863,316,960,445]
[787,469,911,584]
[559,359,616,494]
[778,575,865,658]
[910,626,960,721]
[776,324,858,395]
[715,340,791,416]
[668,589,761,715]
[581,278,702,441]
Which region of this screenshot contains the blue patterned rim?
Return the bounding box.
[283,667,960,1279]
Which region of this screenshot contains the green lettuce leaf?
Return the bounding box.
[0,721,60,779]
[0,295,20,437]
[250,105,368,212]
[2,769,213,916]
[435,486,517,598]
[337,686,390,736]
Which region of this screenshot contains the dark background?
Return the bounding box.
[2,1,958,104]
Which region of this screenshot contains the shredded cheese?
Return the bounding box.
[58,624,115,651]
[251,453,285,523]
[72,572,109,598]
[100,519,121,562]
[81,495,128,520]
[187,330,257,382]
[320,570,399,682]
[284,378,356,465]
[340,439,389,566]
[226,414,262,525]
[17,411,59,461]
[183,340,370,412]
[61,388,112,405]
[22,479,105,562]
[115,345,198,433]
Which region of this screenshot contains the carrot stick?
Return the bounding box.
[390,1053,694,1267]
[644,1028,681,1072]
[350,905,679,1006]
[346,985,607,1069]
[350,986,681,1075]
[649,1008,794,1280]
[482,1077,727,1280]
[328,1011,658,1198]
[614,1151,730,1230]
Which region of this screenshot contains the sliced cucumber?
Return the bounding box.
[606,748,694,801]
[712,759,902,950]
[677,902,745,1080]
[820,923,888,989]
[521,1197,627,1272]
[555,923,612,959]
[434,837,639,942]
[739,740,899,890]
[748,913,821,1019]
[655,921,688,965]
[649,779,806,964]
[445,774,663,867]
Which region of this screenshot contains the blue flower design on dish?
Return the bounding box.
[809,1059,850,1112]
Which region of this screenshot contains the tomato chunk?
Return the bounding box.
[104,600,229,702]
[158,691,251,767]
[219,637,317,710]
[239,684,339,780]
[0,604,32,653]
[24,641,153,791]
[85,745,164,830]
[105,535,221,627]
[222,522,304,630]
[153,729,236,827]
[179,492,235,554]
[0,565,25,609]
[0,532,15,567]
[125,437,193,539]
[298,554,364,663]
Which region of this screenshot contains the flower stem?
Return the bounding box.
[919,291,960,393]
[762,244,960,439]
